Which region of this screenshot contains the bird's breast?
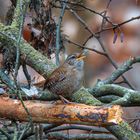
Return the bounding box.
[45,66,84,97]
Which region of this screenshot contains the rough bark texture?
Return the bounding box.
[0,23,56,78]
[0,97,122,126]
[0,19,140,140]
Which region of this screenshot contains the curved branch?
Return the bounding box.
[68,7,134,89]
[0,23,56,78]
[103,57,140,84]
[0,16,139,140]
[98,95,120,103]
[45,125,109,134]
[90,84,140,106]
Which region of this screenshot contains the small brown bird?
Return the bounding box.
[43,52,86,103]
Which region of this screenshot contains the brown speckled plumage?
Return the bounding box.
[44,53,85,98]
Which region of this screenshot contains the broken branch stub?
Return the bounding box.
[0,97,122,126]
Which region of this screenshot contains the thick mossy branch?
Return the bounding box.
[20,39,57,78]
[72,87,102,105]
[86,99,140,140]
[32,88,102,106]
[0,12,140,140]
[89,84,140,106]
[107,121,140,140]
[0,23,56,78]
[11,0,30,28]
[98,95,120,103]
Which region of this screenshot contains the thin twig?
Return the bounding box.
[66,39,107,56]
[54,0,114,26]
[97,38,134,89]
[68,6,134,89]
[11,1,33,138]
[56,0,68,65]
[13,122,18,140]
[96,15,140,34]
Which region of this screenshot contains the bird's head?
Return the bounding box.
[64,51,86,70]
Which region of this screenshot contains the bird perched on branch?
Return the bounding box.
[43,51,86,103]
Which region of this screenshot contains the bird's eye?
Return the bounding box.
[69,55,76,59]
[65,54,76,65]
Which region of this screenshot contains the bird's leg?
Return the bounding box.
[59,95,72,104]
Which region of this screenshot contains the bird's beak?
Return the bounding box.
[76,52,86,61]
[76,55,86,61]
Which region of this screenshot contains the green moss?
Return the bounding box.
[0,10,140,140]
[72,87,102,106]
[20,40,57,78]
[107,121,140,140]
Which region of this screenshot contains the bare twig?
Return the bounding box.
[54,0,114,26]
[56,0,68,65]
[96,15,140,34]
[11,1,33,137]
[97,38,134,89]
[66,39,107,56]
[68,6,134,89]
[45,125,109,134]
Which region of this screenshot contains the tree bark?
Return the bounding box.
[0,96,122,126]
[0,17,140,140]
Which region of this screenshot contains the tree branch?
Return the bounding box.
[89,84,140,106]
[0,11,139,139]
[11,0,29,28]
[45,125,110,134]
[56,0,68,65]
[103,57,140,84]
[0,97,122,126]
[68,6,134,89]
[46,132,117,140]
[0,23,56,78]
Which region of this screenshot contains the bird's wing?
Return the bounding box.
[44,66,67,89]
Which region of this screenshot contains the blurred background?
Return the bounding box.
[60,0,140,89]
[1,0,140,88]
[1,0,140,132]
